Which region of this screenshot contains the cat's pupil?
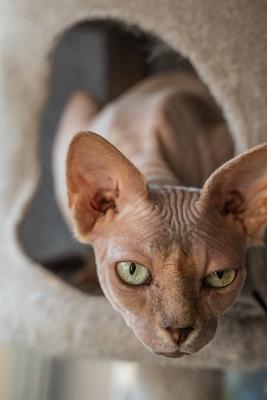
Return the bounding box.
[217,271,224,279]
[130,263,136,275]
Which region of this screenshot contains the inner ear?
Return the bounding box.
[66,131,149,240]
[222,190,244,215]
[92,187,119,213]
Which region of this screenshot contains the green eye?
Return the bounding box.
[205,269,236,288]
[116,261,150,286]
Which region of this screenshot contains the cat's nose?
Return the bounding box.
[165,326,193,344]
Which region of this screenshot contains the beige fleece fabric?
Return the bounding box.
[0,0,266,369]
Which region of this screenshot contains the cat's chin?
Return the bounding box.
[154,350,191,358]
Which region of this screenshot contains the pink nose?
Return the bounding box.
[165,326,193,344]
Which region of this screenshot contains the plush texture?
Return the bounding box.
[0,0,267,369]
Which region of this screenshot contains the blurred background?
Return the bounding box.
[0,21,265,400]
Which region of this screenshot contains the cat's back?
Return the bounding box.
[88,71,214,146]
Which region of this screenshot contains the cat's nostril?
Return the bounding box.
[166,326,193,344]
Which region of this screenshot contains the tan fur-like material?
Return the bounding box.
[0,0,267,368]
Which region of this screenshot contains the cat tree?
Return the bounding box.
[0,0,267,369]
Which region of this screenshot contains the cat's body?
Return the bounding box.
[54,72,233,227]
[53,71,267,357]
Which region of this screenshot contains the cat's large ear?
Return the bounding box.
[199,143,267,246]
[66,132,149,241]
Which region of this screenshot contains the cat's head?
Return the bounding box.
[66,132,267,357]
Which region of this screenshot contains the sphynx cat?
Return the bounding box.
[53,72,267,358]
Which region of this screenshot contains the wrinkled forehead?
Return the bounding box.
[149,186,202,243]
[100,185,244,268]
[151,186,245,249]
[100,187,201,257]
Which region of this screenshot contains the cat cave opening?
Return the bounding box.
[19,20,233,294]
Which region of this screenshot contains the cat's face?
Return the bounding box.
[92,187,246,356]
[66,132,267,357]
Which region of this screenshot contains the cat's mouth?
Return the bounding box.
[155,350,191,358]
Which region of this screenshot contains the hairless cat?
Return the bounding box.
[53,72,267,358]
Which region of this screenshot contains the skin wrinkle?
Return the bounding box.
[62,72,267,357]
